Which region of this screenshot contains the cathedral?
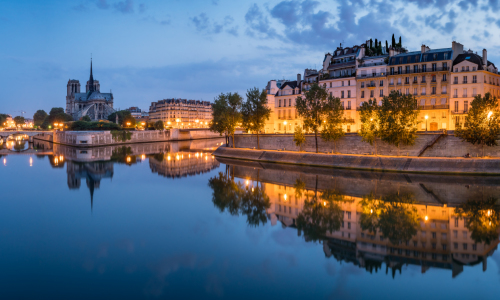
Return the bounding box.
[66,59,115,121]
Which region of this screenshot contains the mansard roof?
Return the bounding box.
[453,53,496,70]
[388,48,452,65]
[275,81,301,96]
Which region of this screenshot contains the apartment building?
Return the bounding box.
[450,47,500,129]
[273,74,303,133]
[387,44,452,131]
[149,98,212,128]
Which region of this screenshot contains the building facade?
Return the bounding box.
[149,99,212,128]
[66,60,114,121]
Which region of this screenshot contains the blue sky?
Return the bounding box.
[2,0,500,118]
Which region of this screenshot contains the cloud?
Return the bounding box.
[139,3,146,13]
[191,13,238,36]
[114,0,134,14]
[96,0,109,9]
[245,4,280,39]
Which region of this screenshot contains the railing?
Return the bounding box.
[463,81,468,84]
[328,61,356,69]
[358,62,386,68]
[342,118,355,124]
[453,81,459,84]
[366,83,377,87]
[452,110,468,114]
[441,91,447,94]
[389,83,395,86]
[418,105,449,110]
[421,92,426,95]
[463,94,468,97]
[356,72,387,79]
[388,67,450,75]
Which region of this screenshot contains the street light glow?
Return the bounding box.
[487,111,493,119]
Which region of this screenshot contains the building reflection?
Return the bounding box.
[212,159,500,278]
[39,138,224,211]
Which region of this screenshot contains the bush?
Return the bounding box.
[68,121,122,131]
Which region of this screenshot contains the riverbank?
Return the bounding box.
[213,147,500,175]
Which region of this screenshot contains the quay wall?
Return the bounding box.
[231,133,500,158]
[213,147,500,175]
[33,129,222,147]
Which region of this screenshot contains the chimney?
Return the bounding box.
[452,41,464,60]
[421,45,429,53]
[483,49,487,66]
[389,47,394,57]
[297,73,301,84]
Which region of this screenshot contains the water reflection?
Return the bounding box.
[212,159,500,278]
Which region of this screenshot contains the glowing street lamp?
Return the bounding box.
[425,115,428,131]
[487,111,493,120]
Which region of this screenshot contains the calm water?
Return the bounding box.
[1,137,500,299]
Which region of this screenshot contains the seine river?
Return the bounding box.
[1,137,500,299]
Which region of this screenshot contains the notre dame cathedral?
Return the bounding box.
[65,59,115,121]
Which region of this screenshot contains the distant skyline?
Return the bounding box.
[2,0,500,117]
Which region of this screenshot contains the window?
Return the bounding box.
[279,99,281,107]
[454,89,458,97]
[341,91,345,98]
[422,64,427,72]
[472,244,477,251]
[380,90,383,97]
[347,212,351,219]
[463,76,468,84]
[454,101,459,112]
[390,67,394,75]
[454,77,458,84]
[347,90,351,98]
[443,74,447,81]
[283,100,286,107]
[442,86,447,94]
[398,66,402,74]
[463,88,467,97]
[348,80,350,86]
[405,77,410,84]
[342,81,344,86]
[464,101,468,112]
[414,65,419,73]
[406,88,409,95]
[463,243,468,250]
[348,222,351,229]
[380,80,384,86]
[444,53,448,60]
[432,232,437,239]
[361,91,365,98]
[347,101,351,109]
[413,88,417,95]
[432,63,437,71]
[463,231,467,238]
[398,78,402,84]
[370,90,374,97]
[330,82,332,88]
[422,87,426,95]
[289,99,291,106]
[472,75,477,83]
[432,87,436,95]
[422,75,426,82]
[473,88,477,96]
[361,82,365,88]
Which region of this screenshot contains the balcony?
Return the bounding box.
[328,60,355,70]
[419,105,449,110]
[421,92,426,95]
[345,106,352,110]
[463,94,468,98]
[396,82,402,86]
[342,118,355,124]
[366,83,377,88]
[389,83,395,86]
[404,81,411,85]
[462,81,468,84]
[453,81,459,84]
[452,110,468,114]
[388,67,449,75]
[356,72,387,79]
[441,91,447,94]
[413,80,418,84]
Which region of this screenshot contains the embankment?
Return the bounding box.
[213,147,500,175]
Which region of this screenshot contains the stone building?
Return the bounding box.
[450,46,500,130]
[65,59,114,121]
[148,98,212,128]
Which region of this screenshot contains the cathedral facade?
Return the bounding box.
[66,60,115,121]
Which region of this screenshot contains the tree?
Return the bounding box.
[33,110,47,127]
[210,93,230,145]
[377,91,419,153]
[320,95,344,152]
[374,39,378,52]
[122,115,136,128]
[41,107,73,129]
[358,99,380,154]
[81,115,91,122]
[241,88,271,149]
[226,92,243,148]
[398,36,402,48]
[154,120,164,130]
[392,34,395,48]
[296,83,329,153]
[293,125,306,151]
[13,116,25,127]
[455,93,500,156]
[0,114,8,127]
[108,110,133,126]
[385,40,389,52]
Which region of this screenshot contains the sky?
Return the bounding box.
[2,0,500,118]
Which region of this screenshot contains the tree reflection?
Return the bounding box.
[111,146,136,165]
[296,189,344,242]
[455,197,500,244]
[208,172,270,227]
[359,193,419,244]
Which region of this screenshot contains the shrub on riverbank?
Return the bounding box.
[68,121,122,131]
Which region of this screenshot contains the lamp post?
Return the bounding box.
[283,121,287,134]
[425,115,428,131]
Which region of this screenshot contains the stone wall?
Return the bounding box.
[232,133,500,157]
[214,147,500,175]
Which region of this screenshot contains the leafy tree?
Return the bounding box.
[0,114,8,127]
[293,178,306,200]
[358,99,380,154]
[239,184,271,227]
[455,93,500,156]
[111,130,132,142]
[296,83,329,153]
[108,110,133,126]
[377,91,419,153]
[81,115,91,122]
[33,110,48,127]
[210,93,230,144]
[208,172,241,216]
[241,88,271,149]
[41,107,73,129]
[293,125,306,151]
[321,95,344,152]
[398,36,402,48]
[13,116,25,127]
[154,120,164,130]
[455,197,500,244]
[110,146,135,165]
[68,121,121,131]
[392,34,395,48]
[385,40,389,52]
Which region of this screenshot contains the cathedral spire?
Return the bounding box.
[89,58,94,93]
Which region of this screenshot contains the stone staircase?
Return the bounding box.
[417,134,443,157]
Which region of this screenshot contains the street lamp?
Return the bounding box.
[487,111,493,120]
[425,115,428,131]
[176,118,180,128]
[283,121,287,134]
